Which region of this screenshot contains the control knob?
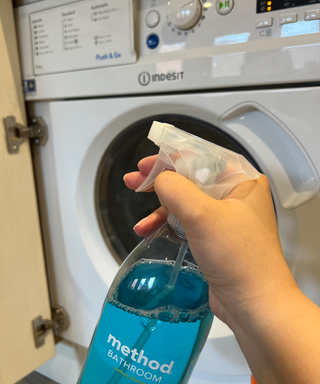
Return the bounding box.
[167,0,202,30]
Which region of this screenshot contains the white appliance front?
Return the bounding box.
[30,87,320,383]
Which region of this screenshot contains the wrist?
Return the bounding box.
[227,285,320,383]
[227,282,299,333]
[213,262,298,332]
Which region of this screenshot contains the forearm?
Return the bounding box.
[229,286,320,383]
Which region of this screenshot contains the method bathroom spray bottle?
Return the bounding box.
[78,122,260,384]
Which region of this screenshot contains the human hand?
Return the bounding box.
[124,155,297,325]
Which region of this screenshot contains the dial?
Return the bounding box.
[167,0,202,30]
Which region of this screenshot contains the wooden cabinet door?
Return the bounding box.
[0,1,55,383]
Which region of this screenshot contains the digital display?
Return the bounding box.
[257,0,320,13]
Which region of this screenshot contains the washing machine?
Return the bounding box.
[14,0,320,383]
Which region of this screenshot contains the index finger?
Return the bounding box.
[137,155,158,174]
[124,155,158,192]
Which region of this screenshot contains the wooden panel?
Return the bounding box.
[0,1,55,383]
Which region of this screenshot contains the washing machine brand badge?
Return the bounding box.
[138,71,184,86]
[138,72,151,86]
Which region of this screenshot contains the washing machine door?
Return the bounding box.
[95,114,262,264]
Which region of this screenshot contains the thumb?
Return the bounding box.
[154,172,217,232]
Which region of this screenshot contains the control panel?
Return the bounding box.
[138,0,320,55]
[14,0,320,99]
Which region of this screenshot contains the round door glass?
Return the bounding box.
[95,115,262,264]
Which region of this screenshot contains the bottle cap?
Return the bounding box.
[167,213,186,239]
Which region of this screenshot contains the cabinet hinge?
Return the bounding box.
[3,115,48,154]
[32,306,70,348]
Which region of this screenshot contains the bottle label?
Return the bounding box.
[79,304,199,384]
[104,327,184,383]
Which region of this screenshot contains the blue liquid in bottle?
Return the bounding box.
[78,225,213,384]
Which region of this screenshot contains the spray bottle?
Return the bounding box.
[78,122,260,384]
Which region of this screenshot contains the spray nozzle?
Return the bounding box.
[136,121,260,199]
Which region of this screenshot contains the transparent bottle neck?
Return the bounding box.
[167,213,187,240]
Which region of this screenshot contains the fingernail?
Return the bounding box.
[123,174,128,182]
[133,216,148,230]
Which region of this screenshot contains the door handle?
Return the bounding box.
[220,103,319,209]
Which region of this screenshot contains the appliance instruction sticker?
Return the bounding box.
[30,0,136,75]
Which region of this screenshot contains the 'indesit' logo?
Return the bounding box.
[138,71,184,86]
[138,72,151,86]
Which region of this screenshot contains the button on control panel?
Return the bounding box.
[146,34,159,49]
[256,17,273,28]
[146,11,160,28]
[280,13,297,24]
[216,0,234,15]
[305,9,320,20]
[167,0,202,30]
